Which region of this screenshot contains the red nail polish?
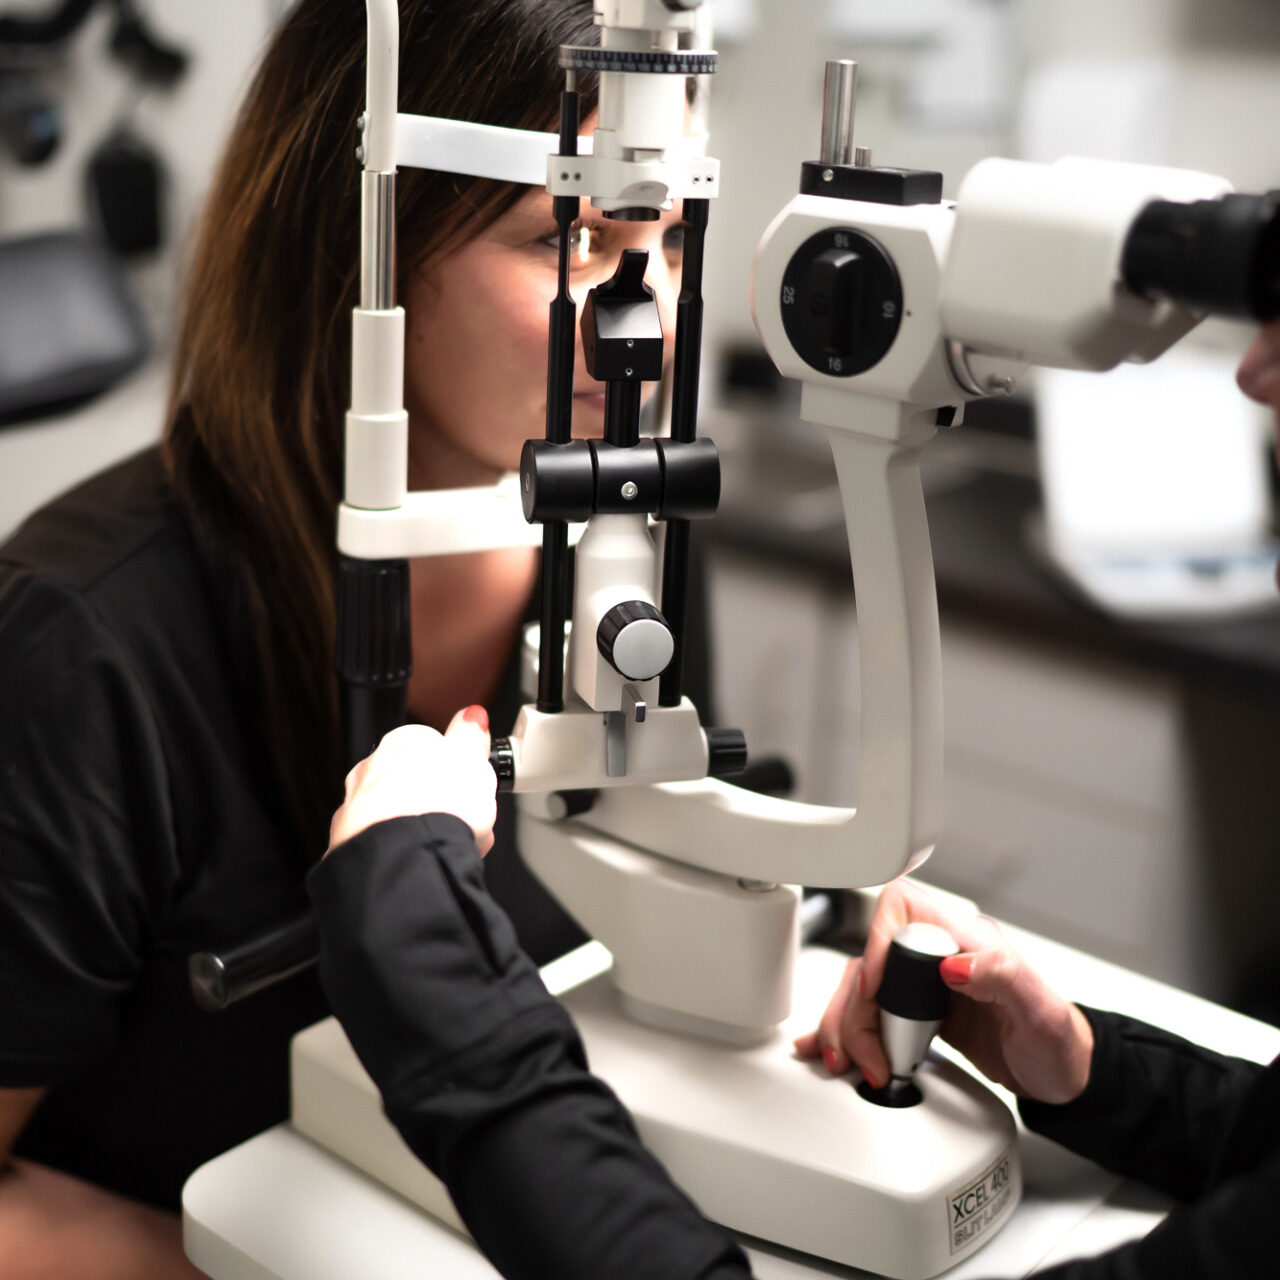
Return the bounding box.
[462,705,489,731]
[860,1066,881,1090]
[822,1047,840,1074]
[940,955,974,985]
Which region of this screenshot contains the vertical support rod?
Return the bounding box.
[604,381,643,447]
[538,81,581,713]
[660,197,709,707]
[820,59,858,167]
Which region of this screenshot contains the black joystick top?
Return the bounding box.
[859,922,959,1110]
[597,600,674,681]
[879,923,956,1023]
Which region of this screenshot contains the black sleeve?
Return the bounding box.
[0,569,176,1086]
[1019,1007,1264,1202]
[307,814,752,1280]
[1020,1148,1280,1280]
[1005,1006,1275,1279]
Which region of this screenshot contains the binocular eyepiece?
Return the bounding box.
[1122,190,1280,324]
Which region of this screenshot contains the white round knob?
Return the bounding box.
[597,601,674,681]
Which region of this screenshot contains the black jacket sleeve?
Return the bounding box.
[1021,1007,1264,1201]
[1015,1007,1276,1279]
[307,814,752,1280]
[1023,1149,1280,1280]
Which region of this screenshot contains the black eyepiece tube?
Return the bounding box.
[1121,190,1280,323]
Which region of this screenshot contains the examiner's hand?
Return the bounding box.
[794,879,1094,1106]
[1238,318,1280,420]
[327,708,498,856]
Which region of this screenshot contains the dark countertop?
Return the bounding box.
[707,457,1280,696]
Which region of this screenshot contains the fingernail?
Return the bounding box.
[940,955,974,985]
[860,1066,883,1090]
[822,1047,841,1074]
[462,705,489,731]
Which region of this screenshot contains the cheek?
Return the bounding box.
[405,266,552,423]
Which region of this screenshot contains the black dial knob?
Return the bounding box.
[597,600,674,681]
[781,227,903,377]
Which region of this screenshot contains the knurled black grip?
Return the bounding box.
[335,556,411,685]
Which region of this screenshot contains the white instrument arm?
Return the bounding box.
[573,402,942,890]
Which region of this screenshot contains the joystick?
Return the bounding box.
[861,922,959,1108]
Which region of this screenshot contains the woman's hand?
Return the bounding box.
[794,879,1094,1106]
[327,707,498,856]
[1238,318,1280,420]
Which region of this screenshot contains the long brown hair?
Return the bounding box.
[163,0,598,863]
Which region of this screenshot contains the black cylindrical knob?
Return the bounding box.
[705,727,749,777]
[521,439,595,522]
[335,556,412,685]
[597,600,674,680]
[878,923,958,1022]
[657,438,721,520]
[548,788,598,819]
[489,738,515,793]
[593,439,663,513]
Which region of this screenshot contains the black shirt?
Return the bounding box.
[0,450,331,1207]
[0,447,716,1209]
[311,815,1278,1280]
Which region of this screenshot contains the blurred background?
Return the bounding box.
[2,0,1279,1018]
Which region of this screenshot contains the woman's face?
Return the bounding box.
[403,185,686,490]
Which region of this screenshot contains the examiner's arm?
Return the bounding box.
[1021,1008,1264,1201]
[308,814,750,1280]
[801,879,1277,1278]
[1014,1011,1277,1279]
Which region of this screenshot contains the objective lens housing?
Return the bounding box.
[1121,191,1280,323]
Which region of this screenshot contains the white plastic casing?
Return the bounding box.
[595,0,700,35]
[566,11,720,211]
[752,194,965,411]
[942,156,1234,371]
[520,811,800,1041]
[570,514,663,712]
[344,308,408,511]
[598,26,687,153]
[508,700,708,793]
[336,479,584,559]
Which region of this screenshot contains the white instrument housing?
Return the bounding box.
[943,156,1233,371]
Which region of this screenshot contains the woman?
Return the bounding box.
[0,1,703,1274]
[310,324,1280,1280]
